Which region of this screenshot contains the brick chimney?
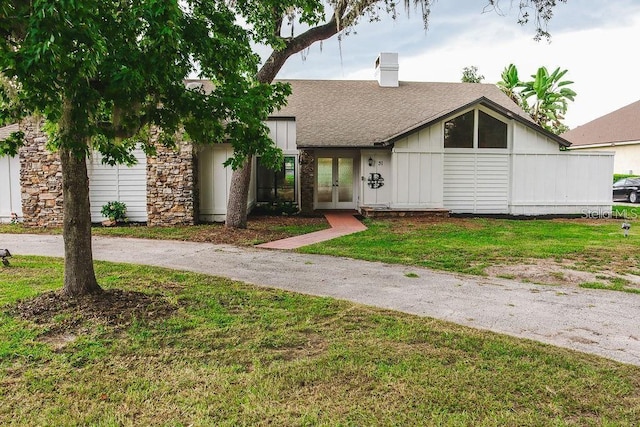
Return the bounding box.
[374,52,399,87]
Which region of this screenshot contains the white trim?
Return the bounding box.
[569,140,640,149]
[443,106,510,152]
[314,151,359,210]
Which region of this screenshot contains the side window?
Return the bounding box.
[444,111,474,148]
[256,156,296,202]
[478,111,507,148]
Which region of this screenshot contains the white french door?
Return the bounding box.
[316,155,356,209]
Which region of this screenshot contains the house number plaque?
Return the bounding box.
[367,173,384,189]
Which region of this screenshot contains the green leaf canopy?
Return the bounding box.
[0,0,289,164]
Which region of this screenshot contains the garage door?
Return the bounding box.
[0,155,22,223]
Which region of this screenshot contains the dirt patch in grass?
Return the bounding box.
[486,258,640,289]
[487,259,597,286]
[11,289,176,340]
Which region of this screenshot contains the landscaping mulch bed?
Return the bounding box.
[187,215,328,245]
[11,289,176,338]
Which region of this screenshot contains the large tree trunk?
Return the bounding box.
[224,7,348,228]
[225,156,253,229]
[59,145,102,296]
[225,23,344,229]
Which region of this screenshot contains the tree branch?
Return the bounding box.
[256,0,352,84]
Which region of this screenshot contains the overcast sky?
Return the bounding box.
[268,0,640,129]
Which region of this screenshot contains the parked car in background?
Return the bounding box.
[613,177,640,203]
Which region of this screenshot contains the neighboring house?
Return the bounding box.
[1,53,613,226]
[563,100,640,175]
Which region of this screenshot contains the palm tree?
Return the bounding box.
[497,65,576,135]
[520,66,576,134]
[496,64,523,105]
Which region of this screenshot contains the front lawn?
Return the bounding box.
[300,214,640,278]
[3,207,639,287]
[1,257,639,425]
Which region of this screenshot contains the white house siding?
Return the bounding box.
[390,127,444,208]
[265,118,299,203]
[510,151,614,215]
[0,155,22,222]
[512,122,561,153]
[198,119,296,222]
[198,144,235,222]
[443,153,510,213]
[87,149,148,222]
[360,150,392,206]
[266,119,297,153]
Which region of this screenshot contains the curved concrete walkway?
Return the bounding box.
[3,233,640,366]
[256,212,367,249]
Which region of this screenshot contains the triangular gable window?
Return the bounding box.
[444,109,507,149]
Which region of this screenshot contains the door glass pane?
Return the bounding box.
[279,156,296,201]
[337,158,353,203]
[317,158,333,203]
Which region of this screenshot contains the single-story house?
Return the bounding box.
[563,100,640,175]
[1,53,614,225]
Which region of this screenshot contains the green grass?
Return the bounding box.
[580,277,640,294]
[2,257,639,425]
[614,204,640,220]
[300,216,640,276]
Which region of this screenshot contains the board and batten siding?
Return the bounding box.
[0,155,22,222]
[198,119,295,222]
[360,150,392,206]
[391,126,444,208]
[443,153,510,213]
[198,144,235,222]
[510,151,614,215]
[87,149,148,222]
[510,122,613,215]
[266,119,297,155]
[512,122,561,153]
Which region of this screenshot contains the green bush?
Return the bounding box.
[614,173,639,183]
[101,201,127,222]
[253,200,299,216]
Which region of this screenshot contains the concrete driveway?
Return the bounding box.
[3,233,640,366]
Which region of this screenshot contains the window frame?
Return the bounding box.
[255,155,297,203]
[443,107,509,151]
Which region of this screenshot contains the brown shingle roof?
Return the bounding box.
[562,100,640,146]
[271,80,546,148]
[0,123,19,140]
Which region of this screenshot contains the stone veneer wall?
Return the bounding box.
[146,138,197,226]
[19,119,64,227]
[17,120,198,227]
[298,149,315,215]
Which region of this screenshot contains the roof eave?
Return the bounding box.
[383,96,572,148]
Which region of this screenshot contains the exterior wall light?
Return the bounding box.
[368,157,374,167]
